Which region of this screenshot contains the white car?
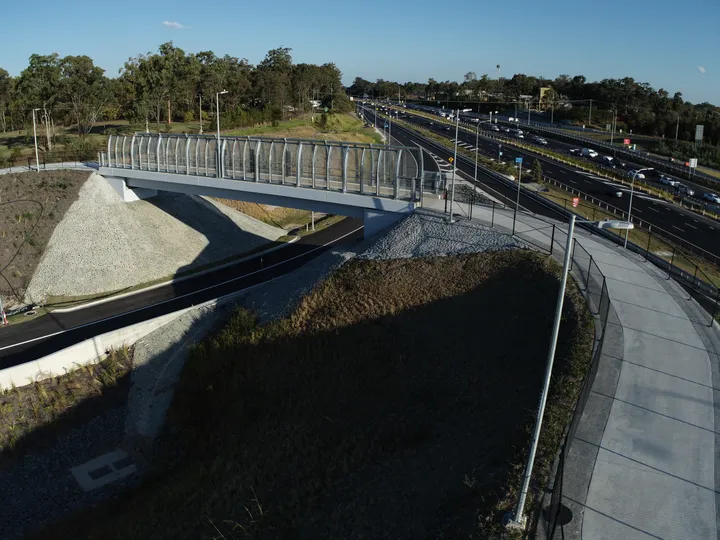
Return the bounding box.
[534,137,548,145]
[703,193,720,204]
[581,148,599,158]
[490,125,500,132]
[628,169,646,180]
[569,148,580,154]
[658,175,679,187]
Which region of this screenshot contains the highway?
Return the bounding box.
[371,105,720,262]
[0,218,364,366]
[360,106,567,219]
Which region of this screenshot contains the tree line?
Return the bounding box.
[0,44,352,151]
[348,73,720,146]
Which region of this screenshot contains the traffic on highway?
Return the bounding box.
[363,102,720,262]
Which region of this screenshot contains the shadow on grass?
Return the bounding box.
[27,251,593,540]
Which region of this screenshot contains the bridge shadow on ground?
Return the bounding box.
[16,252,592,540]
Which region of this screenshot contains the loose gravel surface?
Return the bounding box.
[359,209,523,260]
[24,173,286,304]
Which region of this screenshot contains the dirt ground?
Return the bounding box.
[0,170,90,308]
[213,199,314,230]
[35,250,594,540]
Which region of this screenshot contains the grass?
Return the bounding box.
[698,166,720,180]
[0,113,382,163]
[0,347,132,468]
[33,251,594,539]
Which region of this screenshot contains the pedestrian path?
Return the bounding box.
[422,197,719,540]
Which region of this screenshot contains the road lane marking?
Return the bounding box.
[686,223,698,230]
[0,224,366,353]
[649,207,660,212]
[672,225,686,233]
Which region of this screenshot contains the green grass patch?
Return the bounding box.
[34,251,594,539]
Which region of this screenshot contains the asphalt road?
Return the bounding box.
[377,106,720,261]
[359,106,566,219]
[0,218,364,366]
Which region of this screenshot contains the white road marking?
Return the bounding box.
[71,450,137,491]
[686,223,698,230]
[633,208,642,214]
[672,225,685,233]
[649,207,660,212]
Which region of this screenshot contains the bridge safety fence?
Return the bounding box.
[99,134,426,204]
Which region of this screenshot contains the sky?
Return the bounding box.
[3,0,719,105]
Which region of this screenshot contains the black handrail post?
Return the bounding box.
[550,225,555,256]
[491,201,495,228]
[667,248,675,280]
[645,229,652,261]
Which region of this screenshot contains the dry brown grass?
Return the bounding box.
[34,252,593,540]
[0,348,133,469]
[212,199,314,229]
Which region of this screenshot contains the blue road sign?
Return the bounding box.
[515,157,523,165]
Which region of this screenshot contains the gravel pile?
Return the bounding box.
[359,210,523,260]
[25,174,286,304]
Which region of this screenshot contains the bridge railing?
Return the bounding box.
[100,134,425,203]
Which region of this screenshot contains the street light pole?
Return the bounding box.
[512,158,522,235]
[216,90,228,178]
[32,108,40,172]
[510,214,577,526]
[675,113,680,140]
[448,109,460,223]
[199,94,203,134]
[474,120,480,189]
[624,167,653,248]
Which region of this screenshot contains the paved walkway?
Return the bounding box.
[423,196,719,539]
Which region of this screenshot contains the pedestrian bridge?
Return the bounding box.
[99,134,425,237]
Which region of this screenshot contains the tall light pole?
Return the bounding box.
[509,215,633,528]
[624,167,653,248]
[675,112,680,140]
[448,109,460,223]
[198,94,203,134]
[32,108,41,172]
[512,157,522,235]
[216,90,228,177]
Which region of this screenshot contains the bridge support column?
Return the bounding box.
[105,175,158,202]
[363,209,406,239]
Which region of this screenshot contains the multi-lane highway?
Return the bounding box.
[367,104,720,262]
[0,218,364,365]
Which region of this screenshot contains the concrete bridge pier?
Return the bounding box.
[105,176,158,202]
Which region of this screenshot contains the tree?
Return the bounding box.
[0,69,12,132]
[532,159,543,183]
[464,71,477,83]
[59,55,109,135]
[15,53,63,149]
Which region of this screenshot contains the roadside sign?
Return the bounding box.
[695,125,704,141]
[448,157,454,163]
[689,158,698,168]
[572,197,579,208]
[605,124,611,131]
[515,157,523,165]
[623,138,631,145]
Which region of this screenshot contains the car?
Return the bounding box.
[569,148,580,154]
[628,169,646,180]
[581,148,599,158]
[502,127,511,133]
[533,136,548,145]
[490,125,500,132]
[606,188,623,198]
[658,175,679,187]
[516,133,524,139]
[703,193,720,204]
[675,184,695,197]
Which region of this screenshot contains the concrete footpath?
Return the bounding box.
[424,195,720,540]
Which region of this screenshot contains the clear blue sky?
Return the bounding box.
[4,0,719,104]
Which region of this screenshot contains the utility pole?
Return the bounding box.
[588,99,592,126]
[448,109,460,223]
[32,108,40,172]
[216,90,228,177]
[551,102,554,124]
[512,158,522,235]
[675,113,679,140]
[199,94,203,134]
